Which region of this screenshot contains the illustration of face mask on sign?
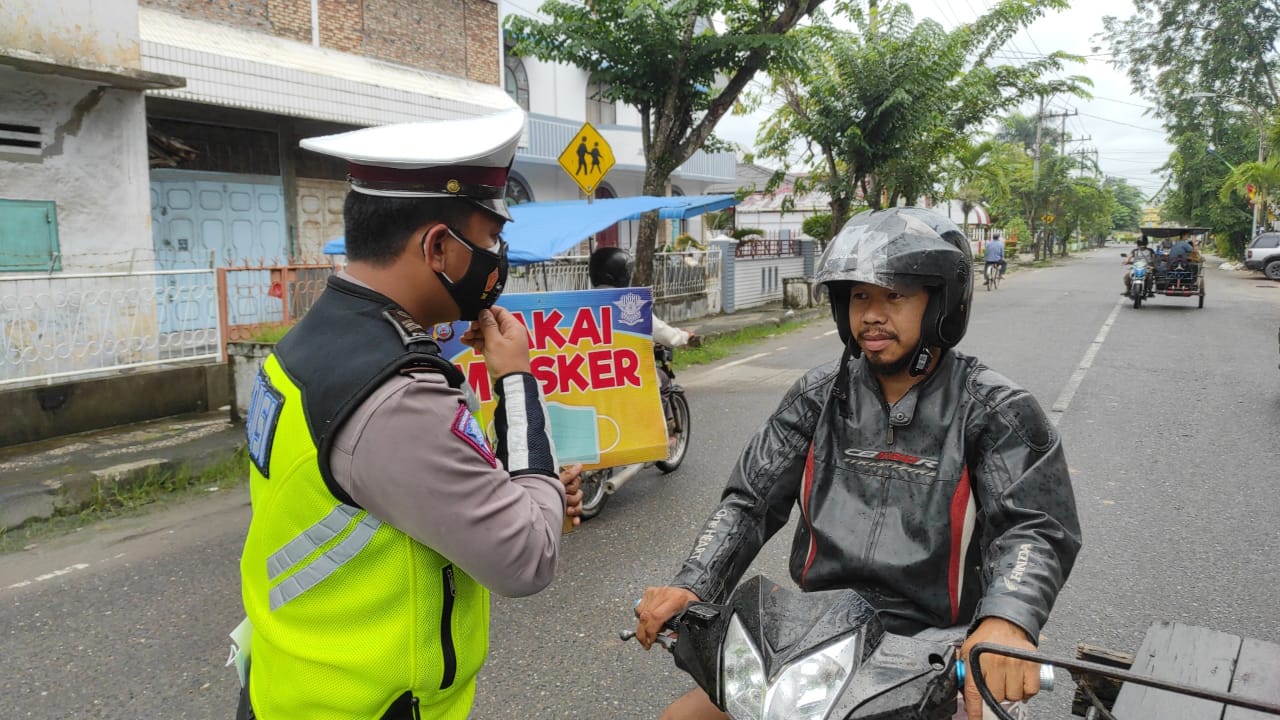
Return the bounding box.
[546,402,620,465]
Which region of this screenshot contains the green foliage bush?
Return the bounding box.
[802,213,835,244]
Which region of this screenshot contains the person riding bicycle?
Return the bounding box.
[634,207,1082,720]
[984,231,1007,281]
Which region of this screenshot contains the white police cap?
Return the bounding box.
[300,108,525,221]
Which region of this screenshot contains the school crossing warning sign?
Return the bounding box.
[557,122,615,195]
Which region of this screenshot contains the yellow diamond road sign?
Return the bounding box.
[558,122,615,195]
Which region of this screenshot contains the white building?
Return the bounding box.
[0,0,181,274]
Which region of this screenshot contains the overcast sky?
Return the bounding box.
[714,0,1174,201]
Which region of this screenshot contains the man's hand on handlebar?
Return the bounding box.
[960,617,1040,720]
[634,586,700,650]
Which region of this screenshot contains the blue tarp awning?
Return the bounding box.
[322,194,737,264]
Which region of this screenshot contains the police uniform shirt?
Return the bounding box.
[328,273,565,597]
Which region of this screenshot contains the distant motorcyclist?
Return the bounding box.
[1123,237,1157,294]
[588,247,693,348]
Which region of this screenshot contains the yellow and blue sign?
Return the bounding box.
[437,288,668,469]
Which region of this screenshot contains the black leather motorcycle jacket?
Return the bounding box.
[671,349,1082,640]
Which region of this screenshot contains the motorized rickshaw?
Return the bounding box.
[1124,226,1209,309]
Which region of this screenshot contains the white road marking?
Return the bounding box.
[715,352,770,371]
[1049,297,1124,425]
[6,563,91,589]
[823,329,838,336]
[776,346,788,352]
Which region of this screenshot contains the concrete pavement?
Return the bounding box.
[0,301,828,533]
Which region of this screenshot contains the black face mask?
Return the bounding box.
[434,226,508,321]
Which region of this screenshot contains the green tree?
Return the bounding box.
[1218,156,1280,226]
[749,0,1087,233]
[994,111,1064,153]
[1100,0,1279,254]
[939,137,1009,237]
[1057,176,1117,253]
[1103,176,1145,232]
[506,0,824,285]
[801,212,835,244]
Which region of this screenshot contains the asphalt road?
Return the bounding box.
[2,248,1277,719]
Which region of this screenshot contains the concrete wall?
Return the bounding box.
[0,363,230,448]
[0,73,152,272]
[0,0,142,69]
[227,342,275,423]
[733,255,805,310]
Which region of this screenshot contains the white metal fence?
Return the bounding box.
[0,251,723,388]
[0,270,222,387]
[505,250,723,302]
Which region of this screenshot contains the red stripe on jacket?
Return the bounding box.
[947,467,972,623]
[800,444,818,588]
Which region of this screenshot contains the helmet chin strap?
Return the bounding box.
[833,341,854,419]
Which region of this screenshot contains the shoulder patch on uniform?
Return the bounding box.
[382,308,435,347]
[246,370,285,477]
[451,403,497,468]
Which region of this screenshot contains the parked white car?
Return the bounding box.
[1244,232,1280,280]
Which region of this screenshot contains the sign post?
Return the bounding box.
[558,122,615,198]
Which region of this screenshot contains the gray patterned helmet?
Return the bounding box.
[817,207,972,354]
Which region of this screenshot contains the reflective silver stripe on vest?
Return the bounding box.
[266,504,362,581]
[267,509,382,611]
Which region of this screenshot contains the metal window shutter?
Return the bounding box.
[0,199,60,271]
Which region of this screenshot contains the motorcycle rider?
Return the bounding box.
[634,207,1082,720]
[588,246,693,349]
[1123,237,1157,295]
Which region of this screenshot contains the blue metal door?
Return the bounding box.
[150,171,287,332]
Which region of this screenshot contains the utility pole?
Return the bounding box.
[1044,106,1077,257]
[1032,96,1045,260]
[1070,145,1096,178]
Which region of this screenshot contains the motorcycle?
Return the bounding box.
[622,575,1280,720]
[624,575,975,719]
[1128,258,1149,309]
[578,343,691,520]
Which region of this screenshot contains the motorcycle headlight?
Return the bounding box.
[763,633,859,720]
[722,614,766,719]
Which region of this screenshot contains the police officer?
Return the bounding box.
[236,108,581,720]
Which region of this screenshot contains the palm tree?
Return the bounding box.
[1218,157,1280,231]
[941,138,1008,237]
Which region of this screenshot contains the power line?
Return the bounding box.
[1078,112,1168,133]
[1090,95,1154,109]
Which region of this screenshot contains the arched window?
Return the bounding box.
[504,45,529,111]
[505,171,534,207]
[586,75,615,126]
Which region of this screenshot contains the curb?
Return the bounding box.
[0,440,246,534]
[689,306,828,347]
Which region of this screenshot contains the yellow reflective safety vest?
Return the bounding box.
[240,277,487,720]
